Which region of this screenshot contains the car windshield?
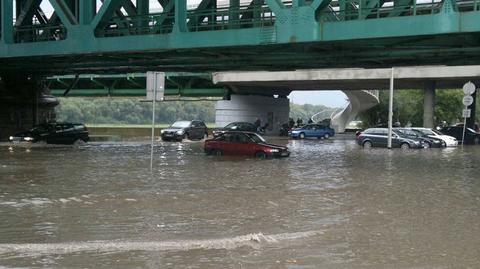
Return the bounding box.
[246,133,266,143]
[397,129,418,138]
[171,121,190,128]
[31,124,52,133]
[224,123,240,129]
[416,128,436,135]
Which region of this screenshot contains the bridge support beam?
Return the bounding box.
[1,0,13,44]
[0,74,56,141]
[423,81,436,128]
[215,95,290,135]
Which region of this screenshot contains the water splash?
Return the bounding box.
[0,230,324,256]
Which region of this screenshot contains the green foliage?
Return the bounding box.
[359,89,471,128]
[56,98,338,125]
[56,98,216,124]
[289,103,337,122]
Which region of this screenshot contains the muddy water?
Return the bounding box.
[0,139,479,268]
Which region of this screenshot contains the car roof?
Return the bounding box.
[219,130,257,134]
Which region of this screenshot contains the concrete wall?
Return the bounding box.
[215,95,290,135]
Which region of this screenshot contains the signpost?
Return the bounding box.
[146,72,165,171]
[461,82,476,146]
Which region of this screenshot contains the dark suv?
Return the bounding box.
[9,122,89,145]
[440,126,480,144]
[161,120,208,141]
[356,128,424,149]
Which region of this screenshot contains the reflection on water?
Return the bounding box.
[1,139,480,268]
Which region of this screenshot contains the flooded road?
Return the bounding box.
[1,138,480,268]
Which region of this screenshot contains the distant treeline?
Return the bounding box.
[55,97,337,125]
[358,89,479,128]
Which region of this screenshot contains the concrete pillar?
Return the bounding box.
[423,81,436,128]
[215,95,290,135]
[0,74,56,141]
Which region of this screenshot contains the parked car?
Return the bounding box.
[356,128,424,149]
[439,126,480,144]
[289,124,335,139]
[204,131,290,158]
[161,120,208,142]
[395,128,446,148]
[9,122,89,145]
[411,127,458,147]
[212,122,258,137]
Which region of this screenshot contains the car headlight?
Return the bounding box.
[176,130,184,135]
[24,137,34,141]
[269,148,280,153]
[160,130,165,134]
[9,136,13,141]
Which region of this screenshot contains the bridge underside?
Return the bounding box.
[3,34,480,75]
[212,65,480,93]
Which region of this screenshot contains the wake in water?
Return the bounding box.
[0,230,324,256]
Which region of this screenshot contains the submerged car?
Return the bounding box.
[411,127,458,147]
[395,128,446,148]
[356,128,424,149]
[204,131,290,158]
[439,126,480,144]
[212,122,258,137]
[289,124,335,139]
[161,120,208,141]
[9,122,89,145]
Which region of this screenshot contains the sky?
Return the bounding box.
[288,91,348,108]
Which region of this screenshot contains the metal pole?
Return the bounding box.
[461,114,467,146]
[150,78,157,171]
[387,67,394,149]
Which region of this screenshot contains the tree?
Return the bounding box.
[359,89,469,128]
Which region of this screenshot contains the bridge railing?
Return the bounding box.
[100,3,275,37]
[14,25,67,43]
[319,0,445,22]
[8,0,480,42]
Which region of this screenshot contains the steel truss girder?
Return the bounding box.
[1,0,480,74]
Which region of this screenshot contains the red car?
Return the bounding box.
[204,131,290,158]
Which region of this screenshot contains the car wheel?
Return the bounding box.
[400,143,410,149]
[204,132,209,139]
[73,139,86,146]
[255,151,266,159]
[185,133,190,140]
[213,149,223,156]
[299,133,305,139]
[324,133,330,139]
[363,141,372,148]
[423,141,431,148]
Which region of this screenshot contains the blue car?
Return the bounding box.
[290,124,335,139]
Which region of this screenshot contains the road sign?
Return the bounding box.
[463,95,474,106]
[146,72,165,101]
[463,82,476,95]
[463,109,471,118]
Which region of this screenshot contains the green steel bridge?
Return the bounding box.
[1,0,480,75]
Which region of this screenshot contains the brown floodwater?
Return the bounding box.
[0,138,479,268]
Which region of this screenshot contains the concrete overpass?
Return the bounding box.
[212,65,480,132]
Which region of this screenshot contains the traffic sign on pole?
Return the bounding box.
[463,81,476,95]
[462,109,471,118]
[146,72,165,101]
[463,95,474,107]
